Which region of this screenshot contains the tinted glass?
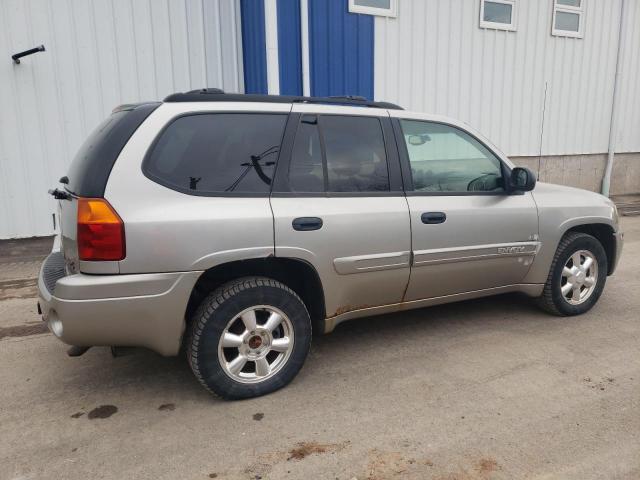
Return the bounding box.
[557,0,580,6]
[321,116,389,192]
[289,116,324,192]
[400,120,504,193]
[144,113,287,194]
[483,1,512,24]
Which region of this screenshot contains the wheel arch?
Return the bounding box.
[185,257,327,337]
[562,223,616,275]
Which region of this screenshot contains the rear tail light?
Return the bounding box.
[77,198,125,261]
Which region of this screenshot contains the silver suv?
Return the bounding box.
[38,90,623,399]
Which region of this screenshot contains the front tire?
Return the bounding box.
[187,277,312,399]
[537,232,607,316]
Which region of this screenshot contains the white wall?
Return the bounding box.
[0,0,243,238]
[615,0,640,153]
[374,0,639,158]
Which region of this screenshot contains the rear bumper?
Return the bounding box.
[38,252,201,356]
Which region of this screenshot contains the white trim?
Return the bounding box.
[348,0,397,18]
[479,0,517,31]
[264,0,280,94]
[300,0,311,96]
[552,0,585,38]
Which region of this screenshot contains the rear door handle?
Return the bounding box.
[292,217,323,231]
[421,212,447,224]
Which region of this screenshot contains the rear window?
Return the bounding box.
[143,113,288,195]
[66,103,159,197]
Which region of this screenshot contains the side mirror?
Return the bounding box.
[510,167,536,192]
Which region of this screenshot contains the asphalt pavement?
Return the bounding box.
[1,219,639,480]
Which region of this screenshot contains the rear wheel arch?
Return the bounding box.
[185,257,326,337]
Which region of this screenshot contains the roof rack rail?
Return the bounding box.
[163,90,403,110]
[185,88,225,95]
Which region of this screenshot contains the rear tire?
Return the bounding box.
[186,277,311,399]
[537,232,607,316]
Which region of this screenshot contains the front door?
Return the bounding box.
[393,117,539,301]
[271,107,411,319]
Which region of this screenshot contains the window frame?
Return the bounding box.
[479,0,517,32]
[141,111,290,198]
[272,113,404,197]
[391,118,514,197]
[348,0,397,18]
[552,0,585,38]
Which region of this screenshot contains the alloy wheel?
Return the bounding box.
[217,305,294,384]
[560,249,598,305]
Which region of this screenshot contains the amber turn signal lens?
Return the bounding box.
[77,198,125,261]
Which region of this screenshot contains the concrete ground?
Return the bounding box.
[1,220,639,480]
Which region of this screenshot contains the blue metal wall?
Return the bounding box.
[239,0,374,98]
[240,0,268,93]
[277,0,303,95]
[308,0,374,99]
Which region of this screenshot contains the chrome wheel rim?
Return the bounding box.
[217,305,294,384]
[560,249,598,305]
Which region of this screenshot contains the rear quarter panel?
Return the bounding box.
[105,102,290,274]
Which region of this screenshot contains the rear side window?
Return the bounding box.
[144,113,287,195]
[288,114,390,193]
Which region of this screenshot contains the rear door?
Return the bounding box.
[271,105,411,319]
[392,115,539,301]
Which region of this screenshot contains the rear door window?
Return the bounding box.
[288,114,390,193]
[289,116,325,192]
[144,113,287,195]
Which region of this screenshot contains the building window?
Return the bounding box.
[348,0,397,18]
[552,0,585,38]
[479,0,517,31]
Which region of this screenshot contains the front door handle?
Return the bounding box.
[421,212,447,224]
[292,217,323,231]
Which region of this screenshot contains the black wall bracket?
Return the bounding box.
[12,45,45,64]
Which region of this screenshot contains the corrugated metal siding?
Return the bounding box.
[240,0,268,94]
[616,0,640,153]
[0,0,243,239]
[309,0,374,99]
[277,0,303,95]
[374,0,629,157]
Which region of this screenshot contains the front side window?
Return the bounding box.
[144,113,287,195]
[400,120,504,193]
[479,0,517,31]
[288,115,390,193]
[552,0,584,38]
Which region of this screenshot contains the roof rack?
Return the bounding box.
[163,88,403,110]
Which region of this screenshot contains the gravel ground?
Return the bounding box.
[1,219,638,480]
